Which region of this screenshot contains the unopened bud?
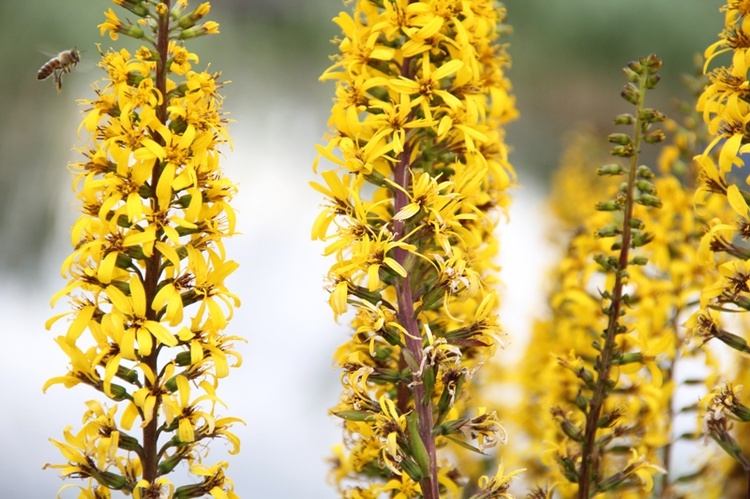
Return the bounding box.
[596,224,620,238]
[613,113,636,125]
[621,82,640,105]
[644,129,666,143]
[597,163,625,176]
[608,133,631,146]
[640,108,666,123]
[631,230,655,247]
[636,179,657,194]
[636,165,654,178]
[646,74,661,89]
[596,200,621,212]
[635,194,662,208]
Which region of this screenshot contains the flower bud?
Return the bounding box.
[627,60,644,75]
[595,224,621,238]
[636,179,657,194]
[644,129,666,144]
[636,165,654,178]
[630,255,648,265]
[622,66,639,83]
[611,144,634,157]
[596,200,621,212]
[118,0,150,17]
[639,108,666,123]
[645,74,661,89]
[597,163,625,176]
[608,133,631,146]
[629,217,645,229]
[180,21,220,39]
[631,230,655,247]
[621,82,640,105]
[613,113,635,125]
[635,194,662,208]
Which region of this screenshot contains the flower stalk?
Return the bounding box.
[577,57,664,498]
[44,1,241,497]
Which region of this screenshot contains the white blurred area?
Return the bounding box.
[0,71,551,495]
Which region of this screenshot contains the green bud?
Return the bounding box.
[613,352,644,365]
[559,416,584,442]
[596,200,621,211]
[635,194,663,208]
[594,254,618,272]
[575,391,588,412]
[164,376,178,393]
[158,452,185,475]
[645,74,661,89]
[621,82,640,105]
[636,179,657,194]
[120,25,145,39]
[95,470,129,490]
[608,133,631,145]
[627,60,645,75]
[116,366,139,384]
[175,350,192,366]
[629,217,644,229]
[613,113,635,125]
[611,144,634,157]
[716,329,750,354]
[115,252,132,270]
[400,456,424,482]
[595,224,620,238]
[630,232,654,248]
[332,410,375,422]
[644,129,666,144]
[630,255,648,266]
[622,66,639,83]
[636,165,655,178]
[639,108,666,123]
[119,0,150,17]
[597,163,625,176]
[109,384,129,401]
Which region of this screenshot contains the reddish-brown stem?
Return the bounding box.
[391,51,439,496]
[578,76,647,499]
[142,0,170,486]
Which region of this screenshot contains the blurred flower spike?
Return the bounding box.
[313,0,517,497]
[43,1,242,498]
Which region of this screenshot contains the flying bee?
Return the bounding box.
[37,48,81,93]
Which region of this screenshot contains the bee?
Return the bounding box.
[37,48,81,93]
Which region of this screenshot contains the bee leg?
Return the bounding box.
[53,70,63,93]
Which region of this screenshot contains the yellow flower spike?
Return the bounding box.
[46,1,241,497]
[317,1,516,495]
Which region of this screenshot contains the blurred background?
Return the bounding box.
[0,0,721,497]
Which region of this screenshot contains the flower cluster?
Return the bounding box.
[313,1,516,497]
[44,1,241,497]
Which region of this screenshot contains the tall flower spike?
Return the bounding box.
[517,56,667,498]
[44,2,242,498]
[693,0,750,492]
[315,1,516,498]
